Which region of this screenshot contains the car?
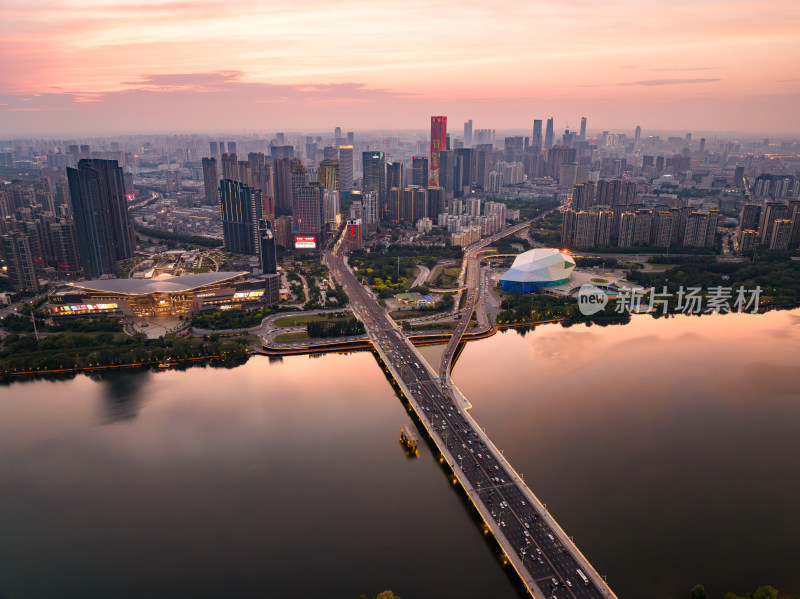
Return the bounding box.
[547,534,555,541]
[525,523,530,529]
[521,500,526,506]
[524,531,530,537]
[566,580,573,588]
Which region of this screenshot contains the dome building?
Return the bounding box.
[499,248,575,293]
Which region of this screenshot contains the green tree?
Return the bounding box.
[691,585,707,599]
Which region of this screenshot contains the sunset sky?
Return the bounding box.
[1,0,799,137]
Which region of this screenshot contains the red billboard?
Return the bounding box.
[294,235,316,249]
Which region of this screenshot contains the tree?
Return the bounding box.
[691,585,707,599]
[375,592,401,599]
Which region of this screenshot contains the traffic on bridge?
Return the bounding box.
[325,216,615,599]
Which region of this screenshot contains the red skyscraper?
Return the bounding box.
[430,116,447,186]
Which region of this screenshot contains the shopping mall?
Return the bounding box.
[48,271,279,320]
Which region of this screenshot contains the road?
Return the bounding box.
[325,221,615,599]
[411,264,431,288]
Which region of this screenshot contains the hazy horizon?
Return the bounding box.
[2,0,799,138]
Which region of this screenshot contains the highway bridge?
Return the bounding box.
[324,217,616,599]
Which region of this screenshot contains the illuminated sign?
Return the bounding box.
[294,235,316,249]
[233,290,264,299]
[51,303,119,314]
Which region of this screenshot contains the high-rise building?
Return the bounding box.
[361,191,379,235]
[272,157,293,212]
[426,186,444,219]
[221,152,238,180]
[227,141,237,155]
[456,148,476,193]
[258,219,277,275]
[769,219,793,251]
[271,145,294,160]
[362,151,386,218]
[634,126,641,147]
[532,120,543,152]
[219,179,262,255]
[386,162,404,195]
[0,232,40,291]
[323,189,340,226]
[318,159,340,190]
[758,202,789,246]
[290,159,308,222]
[430,116,447,186]
[48,220,82,278]
[579,117,587,141]
[739,204,761,233]
[544,118,555,149]
[294,182,324,240]
[202,157,218,206]
[338,145,354,190]
[66,159,134,279]
[574,211,598,249]
[464,120,473,147]
[273,215,292,249]
[346,219,363,251]
[412,157,428,187]
[210,141,218,157]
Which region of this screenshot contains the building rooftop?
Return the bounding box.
[66,271,249,295]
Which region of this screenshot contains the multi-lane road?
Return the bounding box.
[325,220,615,599]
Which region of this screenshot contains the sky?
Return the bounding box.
[1,0,799,138]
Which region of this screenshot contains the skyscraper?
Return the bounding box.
[202,157,218,206]
[317,159,340,190]
[412,157,428,187]
[430,116,447,186]
[258,219,277,275]
[0,232,40,291]
[386,162,404,194]
[337,145,354,191]
[221,152,238,180]
[579,117,587,141]
[219,179,262,255]
[362,151,386,219]
[66,159,134,279]
[294,183,324,240]
[272,157,293,212]
[544,118,555,149]
[532,120,543,152]
[464,120,473,147]
[634,126,641,147]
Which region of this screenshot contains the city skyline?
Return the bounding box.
[2,0,799,136]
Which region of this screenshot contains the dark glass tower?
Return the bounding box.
[66,158,134,279]
[259,219,277,275]
[219,179,263,255]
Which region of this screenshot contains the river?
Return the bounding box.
[1,309,799,598]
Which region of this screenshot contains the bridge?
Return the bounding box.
[324,217,616,599]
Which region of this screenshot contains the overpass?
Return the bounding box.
[325,217,616,599]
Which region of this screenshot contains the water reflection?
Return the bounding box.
[94,370,151,424]
[452,310,800,599]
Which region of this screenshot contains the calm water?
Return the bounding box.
[1,310,800,598]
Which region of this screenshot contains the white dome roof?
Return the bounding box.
[500,248,575,284]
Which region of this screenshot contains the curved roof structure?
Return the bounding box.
[500,248,575,292]
[67,271,249,295]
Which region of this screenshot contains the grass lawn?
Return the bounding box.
[434,266,462,288]
[390,308,446,320]
[591,278,609,284]
[274,314,351,327]
[274,331,311,343]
